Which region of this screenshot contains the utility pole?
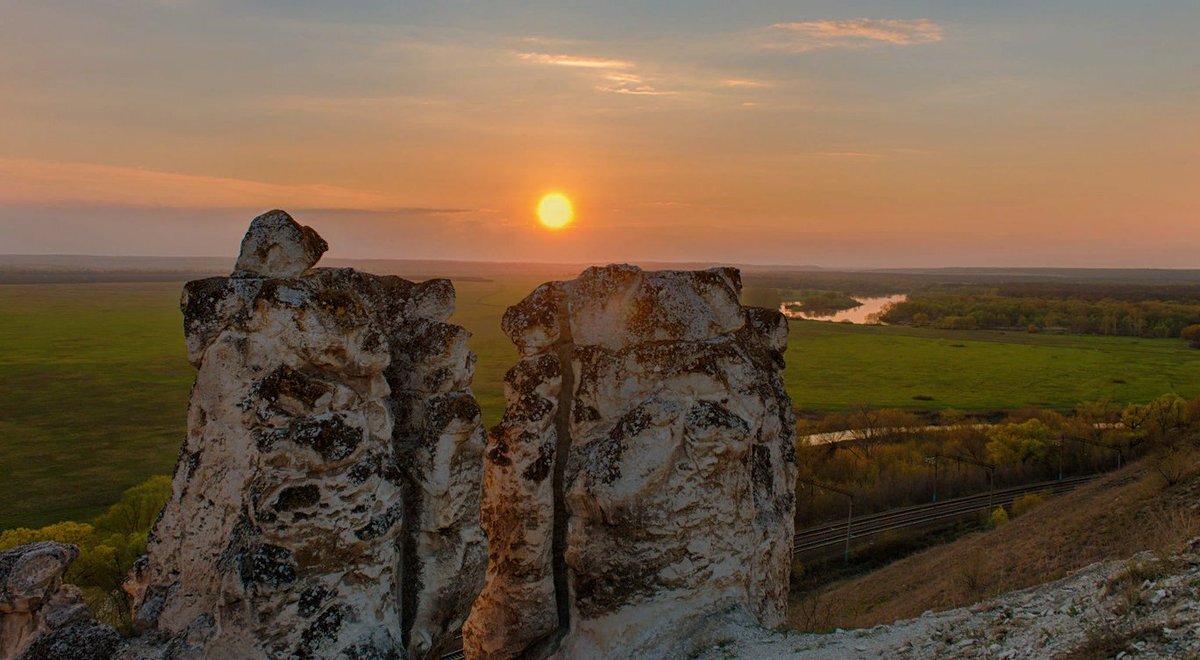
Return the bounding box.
[1061,435,1123,472]
[933,453,997,512]
[925,455,939,502]
[798,479,856,563]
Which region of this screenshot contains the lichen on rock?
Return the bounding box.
[129,212,486,659]
[0,542,121,660]
[464,264,797,659]
[232,209,329,279]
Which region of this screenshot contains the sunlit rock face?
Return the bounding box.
[464,264,797,659]
[232,209,328,279]
[132,213,486,659]
[0,542,121,660]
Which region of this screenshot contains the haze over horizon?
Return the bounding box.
[2,1,1197,268]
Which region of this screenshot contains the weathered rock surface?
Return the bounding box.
[464,264,797,659]
[130,213,485,658]
[0,542,121,660]
[232,209,328,278]
[697,540,1200,658]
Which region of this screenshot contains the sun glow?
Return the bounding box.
[536,192,574,230]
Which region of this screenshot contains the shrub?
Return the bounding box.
[1011,491,1047,518]
[989,507,1009,527]
[1150,444,1200,487]
[1181,324,1200,342]
[0,476,171,632]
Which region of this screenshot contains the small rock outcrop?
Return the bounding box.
[0,542,121,660]
[232,209,328,278]
[130,211,486,658]
[464,264,797,658]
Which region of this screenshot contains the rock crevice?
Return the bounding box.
[464,264,797,659]
[130,210,487,659]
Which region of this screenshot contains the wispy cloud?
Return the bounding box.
[765,19,944,52]
[514,50,679,96]
[0,157,406,209]
[514,52,635,69]
[596,72,675,96]
[720,78,774,89]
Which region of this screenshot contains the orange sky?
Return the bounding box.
[1,3,1197,267]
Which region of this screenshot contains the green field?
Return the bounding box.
[784,321,1200,411]
[3,279,1200,530]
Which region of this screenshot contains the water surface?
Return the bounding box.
[780,294,908,324]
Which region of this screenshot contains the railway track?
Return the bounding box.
[792,474,1099,555]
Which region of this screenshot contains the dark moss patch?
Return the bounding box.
[274,485,321,511]
[290,414,362,462]
[238,543,297,590]
[355,504,402,541]
[297,584,331,618]
[521,439,555,483]
[295,604,350,658]
[254,366,332,413]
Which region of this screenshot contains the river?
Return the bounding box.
[779,293,908,324]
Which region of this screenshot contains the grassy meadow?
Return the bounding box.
[3,278,1200,530]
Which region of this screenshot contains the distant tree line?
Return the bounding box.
[795,395,1200,527]
[880,292,1200,338]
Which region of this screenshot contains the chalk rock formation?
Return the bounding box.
[232,209,328,278]
[0,542,121,660]
[463,264,797,659]
[131,213,486,658]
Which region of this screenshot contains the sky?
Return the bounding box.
[1,1,1197,267]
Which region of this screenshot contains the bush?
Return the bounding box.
[1011,491,1048,518]
[0,476,171,632]
[1181,324,1200,342]
[1150,444,1200,486]
[989,507,1009,527]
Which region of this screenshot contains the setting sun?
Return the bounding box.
[536,192,574,230]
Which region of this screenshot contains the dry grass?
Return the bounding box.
[788,459,1200,631]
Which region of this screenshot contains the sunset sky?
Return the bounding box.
[1,1,1197,267]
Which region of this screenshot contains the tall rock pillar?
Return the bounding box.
[131,210,486,658]
[464,264,797,659]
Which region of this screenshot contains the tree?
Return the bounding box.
[986,418,1054,465]
[1121,394,1189,448]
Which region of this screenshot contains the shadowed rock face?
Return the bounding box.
[0,542,121,660]
[464,264,797,659]
[129,213,486,658]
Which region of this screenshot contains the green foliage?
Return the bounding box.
[883,292,1200,338]
[0,521,95,551]
[986,419,1055,466]
[1121,394,1190,447]
[786,290,863,316]
[92,475,172,536]
[989,506,1009,527]
[0,476,171,632]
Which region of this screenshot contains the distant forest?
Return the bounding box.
[742,270,1200,339]
[881,293,1200,338]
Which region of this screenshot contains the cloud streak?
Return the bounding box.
[0,157,405,210]
[515,50,679,96]
[766,19,944,52]
[514,52,635,69]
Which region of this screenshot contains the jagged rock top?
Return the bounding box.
[0,541,78,602]
[233,209,329,278]
[501,263,746,353]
